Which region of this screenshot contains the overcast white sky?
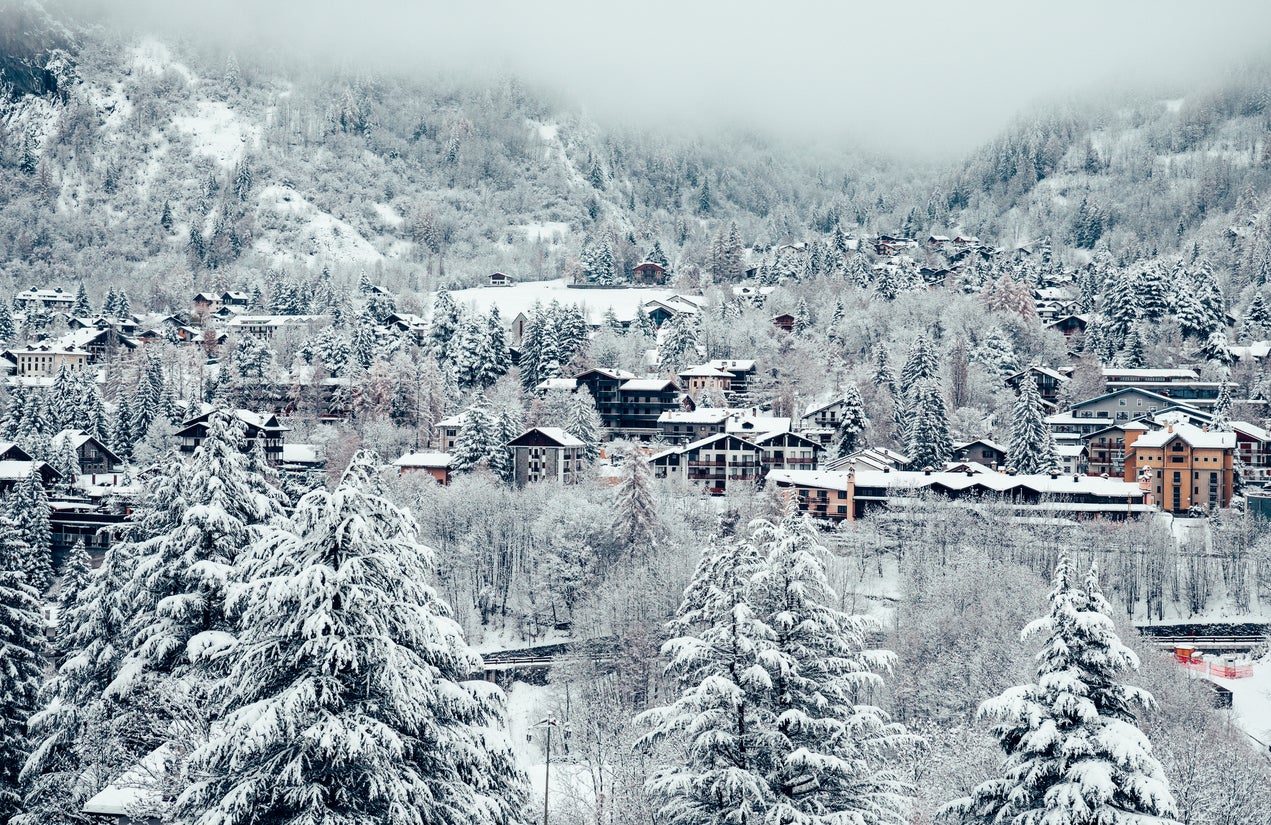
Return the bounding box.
[48,0,1271,158]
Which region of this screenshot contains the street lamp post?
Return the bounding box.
[535,717,559,825]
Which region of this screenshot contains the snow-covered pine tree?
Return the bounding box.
[0,564,45,821]
[905,379,952,470]
[110,410,286,696]
[7,469,52,592]
[488,405,521,483]
[481,306,511,386]
[518,301,545,394]
[659,316,700,373]
[899,334,939,398]
[610,443,659,555]
[452,396,497,473]
[53,539,92,664]
[175,452,530,825]
[0,301,13,343]
[1211,381,1234,432]
[1241,291,1271,341]
[833,384,869,459]
[872,344,897,395]
[636,532,777,825]
[429,288,462,366]
[566,386,603,463]
[945,556,1177,825]
[1118,325,1147,369]
[453,312,486,390]
[696,515,913,825]
[1008,375,1057,474]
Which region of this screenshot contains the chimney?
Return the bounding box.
[923,466,932,476]
[1049,470,1059,479]
[1073,474,1080,482]
[1167,424,1173,433]
[991,461,999,472]
[966,469,974,477]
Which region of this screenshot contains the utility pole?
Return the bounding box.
[535,716,558,825]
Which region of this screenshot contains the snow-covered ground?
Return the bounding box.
[171,100,260,169]
[255,185,383,266]
[447,278,687,324]
[514,221,570,243]
[1207,658,1271,749]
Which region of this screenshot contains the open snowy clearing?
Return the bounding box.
[256,185,384,266]
[171,101,260,169]
[1210,657,1271,750]
[447,279,688,324]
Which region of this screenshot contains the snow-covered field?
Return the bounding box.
[171,100,260,169]
[1208,658,1271,748]
[448,279,689,324]
[255,185,383,266]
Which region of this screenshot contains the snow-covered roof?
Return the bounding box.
[0,460,51,480]
[535,378,578,392]
[678,365,733,378]
[1132,423,1235,450]
[706,359,757,372]
[726,414,790,435]
[1055,444,1088,457]
[954,438,1006,453]
[768,468,1146,501]
[620,378,677,392]
[393,451,453,468]
[435,414,465,428]
[1103,368,1200,380]
[82,744,174,816]
[658,409,731,424]
[802,398,845,418]
[518,427,584,447]
[1233,421,1271,442]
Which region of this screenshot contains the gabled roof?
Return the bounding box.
[633,261,666,271]
[51,429,121,465]
[658,409,731,424]
[620,378,678,392]
[1070,387,1181,413]
[508,427,584,448]
[802,398,846,418]
[953,437,1007,454]
[1132,423,1235,450]
[393,451,454,468]
[1007,365,1070,384]
[575,367,637,382]
[752,430,822,449]
[706,359,756,372]
[678,365,733,378]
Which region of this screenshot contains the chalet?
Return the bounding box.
[678,365,733,398]
[1,345,91,377]
[1083,421,1150,478]
[1232,420,1271,485]
[535,378,579,393]
[382,312,428,341]
[1048,388,1182,444]
[54,328,138,362]
[193,291,222,315]
[508,427,586,486]
[280,444,324,472]
[489,272,514,287]
[649,433,764,495]
[768,466,1149,523]
[176,409,288,465]
[705,359,758,396]
[771,313,796,333]
[0,443,33,462]
[434,414,465,453]
[657,409,730,444]
[66,315,140,335]
[1046,314,1089,340]
[824,446,910,472]
[801,398,849,431]
[632,261,668,285]
[752,430,821,472]
[0,460,60,495]
[726,410,791,439]
[874,235,916,256]
[1101,368,1222,408]
[223,291,251,308]
[14,287,75,310]
[952,438,1007,468]
[642,299,695,327]
[1056,444,1090,476]
[1006,365,1070,407]
[50,430,122,477]
[392,450,453,485]
[575,367,637,429]
[1127,422,1235,513]
[226,315,328,340]
[617,378,681,436]
[926,235,951,248]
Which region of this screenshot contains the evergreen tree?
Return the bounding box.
[1118,326,1147,369]
[1241,291,1271,341]
[793,297,811,335]
[833,384,869,459]
[946,556,1176,825]
[71,282,91,317]
[174,453,530,825]
[899,334,939,397]
[0,301,13,343]
[0,564,44,821]
[611,444,659,554]
[452,397,497,473]
[480,306,511,387]
[7,469,52,592]
[429,289,462,366]
[1211,381,1234,432]
[871,344,897,395]
[1008,376,1057,474]
[647,239,670,269]
[566,387,603,463]
[518,302,545,394]
[53,539,92,664]
[659,316,700,373]
[641,516,914,825]
[453,313,487,390]
[110,411,287,697]
[637,532,776,825]
[905,380,952,470]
